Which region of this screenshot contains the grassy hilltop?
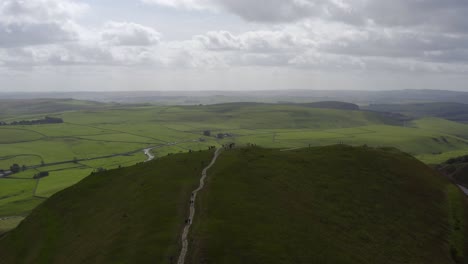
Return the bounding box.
[1,146,466,264]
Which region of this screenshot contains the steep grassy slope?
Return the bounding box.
[0,151,214,264]
[190,146,468,264]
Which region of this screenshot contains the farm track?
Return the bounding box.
[144,148,155,162]
[177,148,222,264]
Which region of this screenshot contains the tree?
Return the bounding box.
[34,171,49,179]
[10,164,21,174]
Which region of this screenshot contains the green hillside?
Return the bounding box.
[2,101,468,236]
[365,102,468,122]
[1,146,466,264]
[0,151,214,264]
[189,146,467,264]
[298,101,360,110]
[0,99,108,119]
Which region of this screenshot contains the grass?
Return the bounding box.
[1,146,466,263]
[0,128,44,144]
[78,152,147,170]
[0,179,43,217]
[0,150,214,264]
[413,117,468,138]
[446,185,467,262]
[0,217,25,236]
[0,155,43,171]
[365,102,468,122]
[0,138,146,164]
[189,146,467,264]
[1,101,468,234]
[34,168,94,198]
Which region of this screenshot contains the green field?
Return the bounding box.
[1,101,468,235]
[0,128,44,144]
[1,146,466,263]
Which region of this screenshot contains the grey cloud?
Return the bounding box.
[0,0,87,21]
[153,0,468,34]
[101,22,161,46]
[214,0,321,23]
[0,21,77,47]
[195,30,312,52]
[323,29,464,55]
[217,0,468,33]
[0,0,86,47]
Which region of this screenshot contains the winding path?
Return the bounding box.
[458,184,468,196]
[177,148,223,264]
[143,148,155,162]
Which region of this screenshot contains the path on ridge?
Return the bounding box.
[177,148,222,264]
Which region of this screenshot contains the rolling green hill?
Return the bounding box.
[2,100,468,235]
[0,99,108,119]
[365,102,468,123]
[298,101,360,110]
[1,146,466,264]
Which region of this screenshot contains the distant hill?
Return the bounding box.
[2,89,468,105]
[365,102,468,122]
[0,146,466,264]
[298,101,360,110]
[189,102,405,129]
[0,99,107,119]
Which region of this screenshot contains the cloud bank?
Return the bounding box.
[1,0,468,91]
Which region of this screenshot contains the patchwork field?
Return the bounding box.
[1,101,468,234]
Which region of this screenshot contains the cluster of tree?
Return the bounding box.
[446,155,468,165]
[9,164,26,174]
[33,171,49,179]
[203,130,234,139]
[0,116,63,126]
[222,143,235,149]
[437,155,468,188]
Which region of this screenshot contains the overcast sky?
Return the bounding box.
[1,0,468,92]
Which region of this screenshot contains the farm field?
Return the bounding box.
[1,101,468,234]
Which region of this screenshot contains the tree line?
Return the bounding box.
[0,116,63,126]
